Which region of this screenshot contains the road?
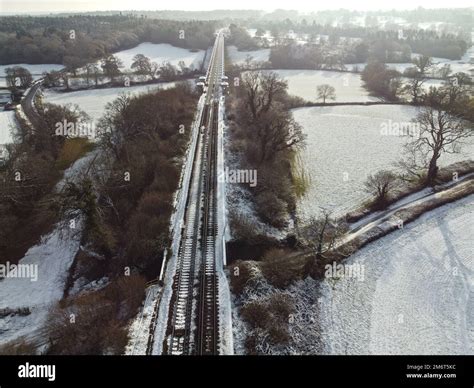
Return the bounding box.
[20,81,44,129]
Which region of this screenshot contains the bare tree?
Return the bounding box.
[244,54,254,69]
[403,67,426,104]
[241,71,288,122]
[364,170,398,209]
[97,93,132,161]
[300,209,351,278]
[412,55,433,76]
[401,86,472,185]
[85,63,102,86]
[101,55,123,83]
[255,108,305,164]
[5,66,33,89]
[316,84,336,103]
[438,64,452,79]
[131,54,158,79]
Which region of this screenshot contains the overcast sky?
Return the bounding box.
[1,0,473,14]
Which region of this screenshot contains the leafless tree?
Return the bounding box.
[364,170,398,208]
[244,54,254,69]
[412,55,433,76]
[97,93,132,161]
[255,108,305,163]
[316,84,336,103]
[300,209,351,278]
[401,86,472,185]
[241,71,288,122]
[131,54,158,80]
[403,67,426,104]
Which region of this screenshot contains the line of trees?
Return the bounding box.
[43,53,197,90]
[0,15,216,66]
[4,66,33,89]
[0,99,91,264]
[249,17,470,60]
[228,71,305,227]
[35,83,199,355]
[401,79,473,186]
[62,83,199,279]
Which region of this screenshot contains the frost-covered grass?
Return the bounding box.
[114,43,205,70]
[0,223,83,346]
[42,81,177,125]
[232,262,324,355]
[233,194,474,355]
[293,105,474,219]
[319,194,474,355]
[347,46,474,79]
[0,110,17,145]
[268,69,377,103]
[227,46,271,66]
[0,150,102,347]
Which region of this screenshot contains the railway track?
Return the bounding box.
[196,100,219,355]
[163,32,224,355]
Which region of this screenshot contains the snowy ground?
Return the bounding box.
[347,46,474,78]
[125,284,162,355]
[0,110,18,161]
[0,222,83,346]
[113,43,205,71]
[0,110,17,144]
[42,81,177,128]
[0,64,63,87]
[227,46,271,66]
[293,105,474,219]
[270,69,377,103]
[0,150,100,347]
[319,194,474,355]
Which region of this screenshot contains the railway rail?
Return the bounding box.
[163,32,224,355]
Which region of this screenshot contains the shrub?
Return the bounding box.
[0,338,37,355]
[364,170,398,210]
[229,260,253,295]
[55,138,94,171]
[255,191,287,228]
[267,293,295,322]
[240,300,271,329]
[261,249,300,288]
[46,275,146,355]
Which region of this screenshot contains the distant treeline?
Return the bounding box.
[245,8,473,31]
[0,15,217,65]
[60,10,262,21]
[247,21,469,60]
[268,38,468,70]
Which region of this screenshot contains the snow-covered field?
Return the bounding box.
[0,64,63,87]
[270,69,377,103]
[227,46,271,66]
[347,47,474,78]
[0,150,101,347]
[42,81,177,125]
[0,110,17,145]
[0,223,82,345]
[293,105,474,219]
[114,43,205,71]
[319,194,474,354]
